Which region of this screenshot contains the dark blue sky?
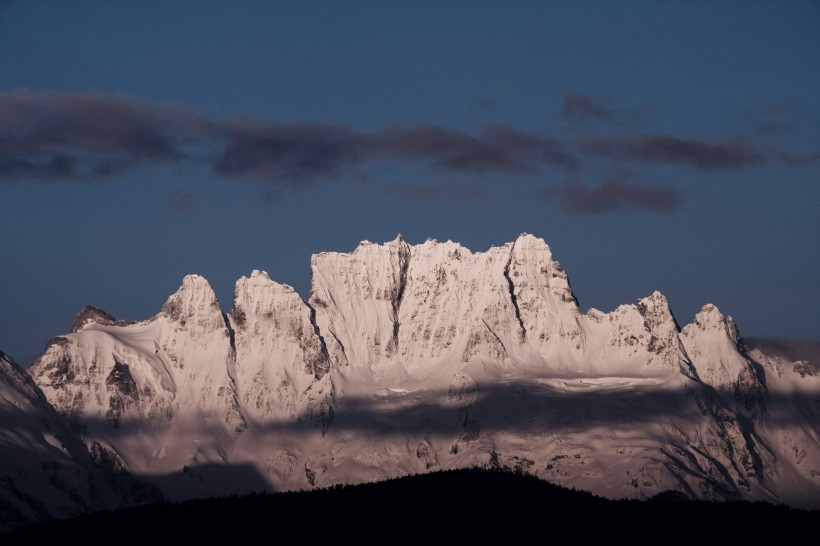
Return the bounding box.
[1,1,818,363]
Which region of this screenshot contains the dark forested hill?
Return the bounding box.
[4,469,817,543]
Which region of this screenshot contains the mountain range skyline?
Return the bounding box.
[1,232,815,533]
[1,2,819,365]
[3,1,820,534]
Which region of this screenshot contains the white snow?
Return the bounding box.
[15,233,819,510]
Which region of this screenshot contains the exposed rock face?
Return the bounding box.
[309,235,411,374]
[72,305,129,333]
[231,270,333,425]
[508,234,583,360]
[310,234,655,379]
[11,234,818,520]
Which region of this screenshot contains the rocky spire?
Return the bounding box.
[159,274,226,336]
[681,304,766,415]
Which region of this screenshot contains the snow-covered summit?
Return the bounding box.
[159,274,225,335]
[687,303,741,343]
[15,234,820,518]
[681,302,765,411]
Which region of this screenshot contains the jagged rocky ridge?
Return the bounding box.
[6,234,819,527]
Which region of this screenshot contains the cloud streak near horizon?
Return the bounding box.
[0,90,201,180]
[541,180,683,214]
[578,134,768,170]
[0,90,577,184]
[0,90,814,214]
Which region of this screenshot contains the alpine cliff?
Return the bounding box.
[3,234,818,530]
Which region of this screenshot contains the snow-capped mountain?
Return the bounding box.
[7,234,819,523]
[0,351,119,532]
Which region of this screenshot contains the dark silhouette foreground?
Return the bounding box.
[4,468,817,542]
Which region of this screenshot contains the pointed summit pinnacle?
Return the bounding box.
[159,274,225,335]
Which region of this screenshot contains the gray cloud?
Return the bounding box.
[577,134,768,170]
[770,147,820,166]
[0,89,203,180]
[213,122,578,184]
[384,181,486,202]
[380,123,578,172]
[0,90,578,187]
[1,90,814,209]
[212,121,363,186]
[562,92,657,128]
[541,180,682,214]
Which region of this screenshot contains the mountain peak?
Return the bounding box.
[636,291,676,323]
[181,273,211,287]
[632,290,682,367]
[249,269,270,280]
[514,232,552,254]
[690,304,741,345]
[237,270,296,292]
[693,303,727,330]
[637,290,669,308]
[159,274,224,333]
[71,305,123,333]
[234,270,298,315]
[173,274,219,305]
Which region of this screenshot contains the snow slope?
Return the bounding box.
[19,234,820,512]
[0,351,118,532]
